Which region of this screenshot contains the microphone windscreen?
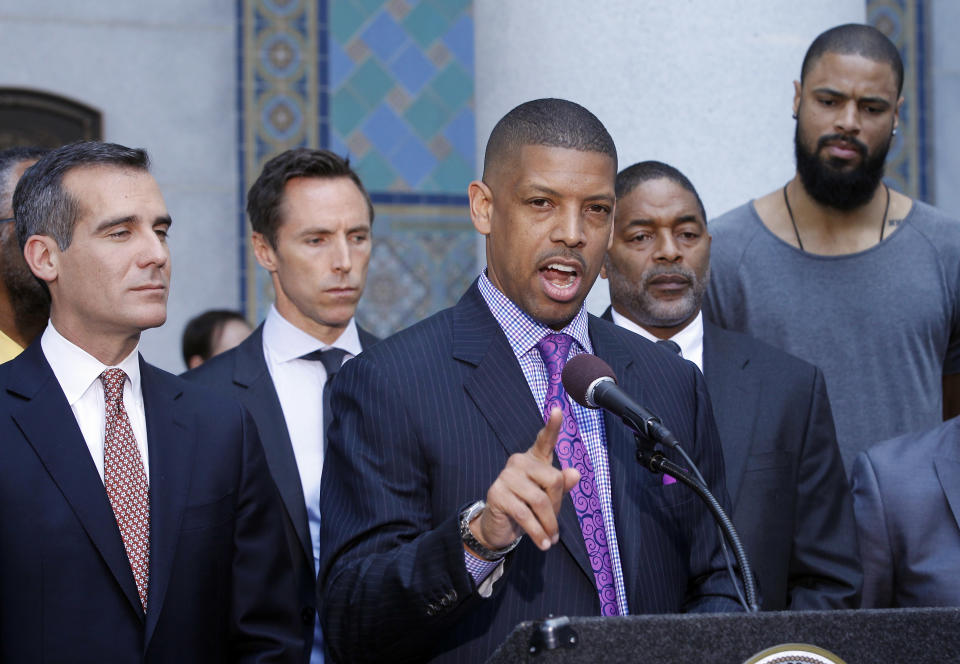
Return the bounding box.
[561,353,618,408]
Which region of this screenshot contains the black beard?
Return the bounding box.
[794,124,890,211]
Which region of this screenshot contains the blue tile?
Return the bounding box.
[362,103,413,156]
[329,40,354,90]
[362,10,408,62]
[392,135,437,188]
[390,43,436,95]
[443,13,473,72]
[330,132,351,162]
[443,107,474,163]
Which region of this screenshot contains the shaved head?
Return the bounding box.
[482,98,617,180]
[801,23,903,95]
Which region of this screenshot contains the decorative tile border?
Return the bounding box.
[239,0,477,327]
[868,0,929,200]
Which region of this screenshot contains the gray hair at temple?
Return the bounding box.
[482,98,617,179]
[13,141,149,252]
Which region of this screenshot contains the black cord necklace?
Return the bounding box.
[783,182,891,252]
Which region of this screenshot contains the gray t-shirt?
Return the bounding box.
[705,200,960,471]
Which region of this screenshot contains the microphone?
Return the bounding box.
[561,354,679,449]
[561,352,760,613]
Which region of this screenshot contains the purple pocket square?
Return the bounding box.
[662,473,677,485]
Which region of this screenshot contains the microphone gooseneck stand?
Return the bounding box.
[634,434,760,613]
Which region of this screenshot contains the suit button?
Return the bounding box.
[426,604,437,616]
[445,590,458,603]
[301,607,315,624]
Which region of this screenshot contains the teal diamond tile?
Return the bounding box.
[431,62,472,111]
[349,58,394,107]
[403,3,450,48]
[356,151,396,190]
[331,2,367,45]
[431,152,475,193]
[355,0,386,18]
[331,87,369,136]
[425,0,471,22]
[404,92,449,140]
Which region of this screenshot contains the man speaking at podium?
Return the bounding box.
[318,98,742,663]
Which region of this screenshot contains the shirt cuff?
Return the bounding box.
[464,550,505,598]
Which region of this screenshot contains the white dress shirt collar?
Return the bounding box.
[41,321,142,406]
[263,304,363,361]
[609,309,704,372]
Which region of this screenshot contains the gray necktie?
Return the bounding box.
[301,348,349,449]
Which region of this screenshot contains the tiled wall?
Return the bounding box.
[240,0,477,338]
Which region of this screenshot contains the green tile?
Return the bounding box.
[402,3,449,48]
[431,62,472,111]
[331,2,367,44]
[356,151,396,190]
[425,0,470,22]
[332,87,369,136]
[354,0,386,17]
[349,58,394,107]
[431,152,475,193]
[404,92,450,140]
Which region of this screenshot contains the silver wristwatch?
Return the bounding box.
[459,500,523,561]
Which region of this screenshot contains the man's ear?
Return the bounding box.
[22,235,59,285]
[792,80,802,117]
[469,180,493,236]
[251,232,277,272]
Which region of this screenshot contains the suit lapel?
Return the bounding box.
[589,319,644,598]
[934,431,960,534]
[140,360,195,646]
[233,327,312,563]
[455,285,595,585]
[8,344,144,619]
[701,322,755,505]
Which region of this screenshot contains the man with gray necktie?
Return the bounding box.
[184,148,378,664]
[601,159,860,610]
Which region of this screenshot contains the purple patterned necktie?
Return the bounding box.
[536,333,619,616]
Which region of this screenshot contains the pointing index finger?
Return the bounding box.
[529,407,562,463]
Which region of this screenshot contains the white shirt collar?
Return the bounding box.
[263,304,363,363]
[40,321,142,406]
[609,309,704,372]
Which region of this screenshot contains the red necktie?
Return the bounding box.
[101,368,150,611]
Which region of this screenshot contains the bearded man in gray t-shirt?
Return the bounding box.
[705,23,960,472]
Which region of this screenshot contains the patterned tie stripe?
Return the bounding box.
[101,368,150,611]
[536,333,619,616]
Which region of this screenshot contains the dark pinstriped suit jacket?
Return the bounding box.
[318,282,741,664]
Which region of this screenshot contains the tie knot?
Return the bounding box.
[301,347,349,377]
[536,333,574,372]
[100,368,128,403]
[656,339,682,356]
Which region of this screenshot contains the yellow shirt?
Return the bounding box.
[0,328,24,364]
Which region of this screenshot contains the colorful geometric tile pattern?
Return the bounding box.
[239,0,478,334]
[868,0,928,200]
[328,0,475,195]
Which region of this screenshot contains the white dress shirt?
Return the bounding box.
[261,304,362,572]
[610,309,705,372]
[40,322,150,481]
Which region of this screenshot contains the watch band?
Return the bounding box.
[459,500,522,561]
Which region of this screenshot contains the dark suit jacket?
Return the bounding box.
[602,308,861,610]
[0,341,302,663]
[852,417,960,607]
[183,322,378,660]
[318,284,741,664]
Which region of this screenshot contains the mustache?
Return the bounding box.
[642,264,696,285]
[537,248,585,272]
[817,133,868,157]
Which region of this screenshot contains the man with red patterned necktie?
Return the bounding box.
[318,98,742,664]
[0,141,302,663]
